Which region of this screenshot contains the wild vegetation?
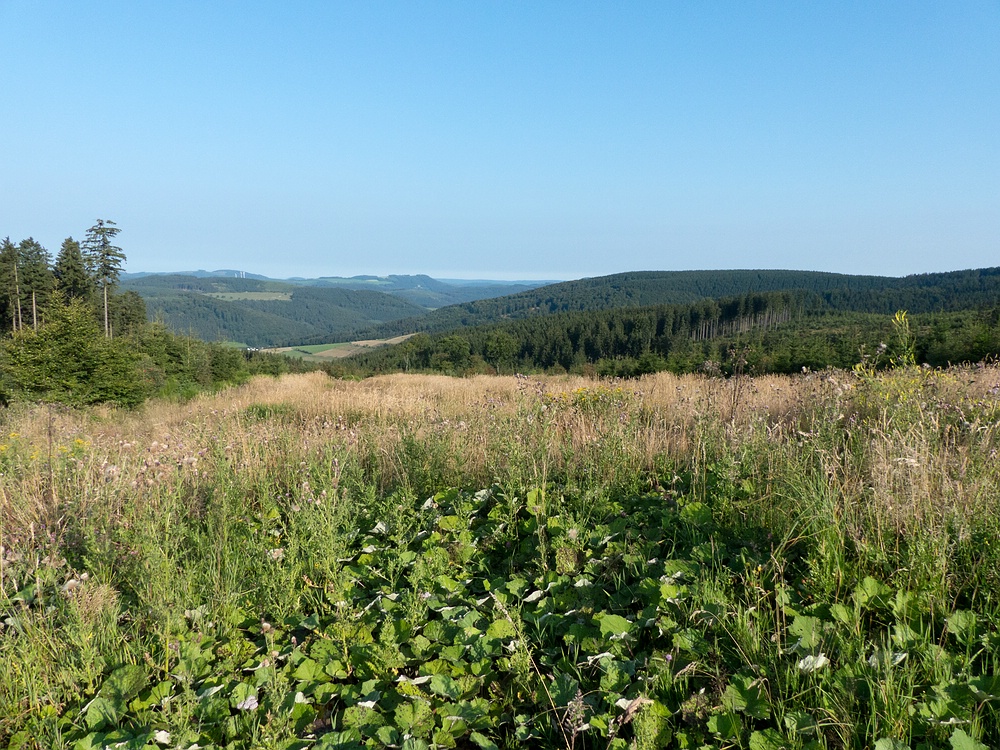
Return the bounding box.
[2,360,999,749]
[336,300,1000,380]
[0,226,317,407]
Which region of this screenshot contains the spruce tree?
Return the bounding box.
[54,237,94,302]
[0,237,20,332]
[16,238,54,329]
[0,237,54,332]
[82,219,126,337]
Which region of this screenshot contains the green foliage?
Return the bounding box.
[356,266,1000,341]
[1,236,54,333]
[83,219,127,338]
[81,219,125,288]
[53,237,94,302]
[0,298,149,407]
[3,367,1000,747]
[0,224,323,407]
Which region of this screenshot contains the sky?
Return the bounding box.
[1,2,998,281]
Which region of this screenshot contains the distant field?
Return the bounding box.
[265,334,414,360]
[205,292,292,301]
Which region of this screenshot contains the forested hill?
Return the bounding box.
[122,273,552,345]
[125,276,427,346]
[346,267,1000,341]
[123,273,547,311]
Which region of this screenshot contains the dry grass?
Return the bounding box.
[3,366,1000,551]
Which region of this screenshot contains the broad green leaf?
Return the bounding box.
[469,731,499,750]
[293,658,324,683]
[100,665,148,705]
[600,660,630,693]
[438,515,463,532]
[375,726,401,746]
[486,618,516,641]
[946,611,978,646]
[550,673,579,707]
[891,589,925,623]
[873,740,909,750]
[723,675,770,720]
[432,728,458,748]
[430,673,462,700]
[290,701,317,734]
[969,675,1000,699]
[343,703,385,731]
[395,699,435,735]
[597,613,632,639]
[949,729,988,750]
[84,697,118,731]
[855,576,891,610]
[229,681,258,710]
[776,585,800,617]
[299,613,320,630]
[130,680,173,711]
[526,488,545,512]
[829,603,854,624]
[424,621,447,642]
[789,615,824,650]
[785,711,819,736]
[707,712,742,739]
[749,728,788,750]
[679,502,712,526]
[314,728,364,750]
[72,733,107,750]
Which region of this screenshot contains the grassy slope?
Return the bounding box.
[2,367,1000,748]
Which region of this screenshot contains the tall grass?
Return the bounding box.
[2,365,999,748]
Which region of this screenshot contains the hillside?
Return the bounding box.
[124,267,1000,350]
[338,277,1000,378]
[125,275,427,346]
[348,267,1000,341]
[122,273,552,345]
[295,274,547,307]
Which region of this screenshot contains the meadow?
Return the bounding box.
[1,365,999,749]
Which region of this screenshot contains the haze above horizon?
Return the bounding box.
[2,2,998,280]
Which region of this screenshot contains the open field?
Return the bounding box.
[2,366,1000,749]
[267,335,417,360]
[205,292,293,301]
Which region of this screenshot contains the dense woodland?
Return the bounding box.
[343,267,1000,342]
[0,224,313,407]
[337,293,1000,379]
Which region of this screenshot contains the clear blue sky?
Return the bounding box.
[2,2,997,280]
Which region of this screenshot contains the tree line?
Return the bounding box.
[1,221,146,338]
[342,267,1000,343]
[0,222,316,407]
[333,291,1000,379]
